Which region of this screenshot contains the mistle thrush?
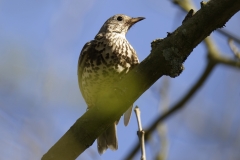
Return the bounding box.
[78,14,144,154]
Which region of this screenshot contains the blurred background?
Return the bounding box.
[0,0,240,160]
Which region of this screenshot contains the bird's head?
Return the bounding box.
[97,14,145,35]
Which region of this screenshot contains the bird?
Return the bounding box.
[77,14,145,154]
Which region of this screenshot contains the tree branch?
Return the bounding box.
[123,60,216,160]
[42,0,240,159]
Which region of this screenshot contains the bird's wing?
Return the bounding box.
[77,40,94,103]
[124,105,133,126]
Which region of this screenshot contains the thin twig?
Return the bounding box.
[217,29,240,44]
[228,39,240,60]
[212,53,240,68]
[134,106,146,160]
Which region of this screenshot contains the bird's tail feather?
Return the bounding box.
[97,123,118,154]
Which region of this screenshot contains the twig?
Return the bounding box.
[182,9,194,24]
[228,39,240,60]
[134,106,146,160]
[217,29,240,44]
[211,53,240,68]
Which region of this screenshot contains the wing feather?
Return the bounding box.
[77,40,94,102]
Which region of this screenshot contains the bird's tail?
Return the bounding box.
[97,123,118,154]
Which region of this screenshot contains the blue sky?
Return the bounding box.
[0,0,240,160]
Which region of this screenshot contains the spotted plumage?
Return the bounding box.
[78,14,144,154]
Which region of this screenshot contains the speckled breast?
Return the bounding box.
[81,33,139,108]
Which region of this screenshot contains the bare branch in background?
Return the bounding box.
[218,29,240,44]
[228,39,240,60]
[155,77,170,160]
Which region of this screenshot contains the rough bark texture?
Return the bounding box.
[42,0,240,159]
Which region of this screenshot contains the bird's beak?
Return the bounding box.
[128,17,145,29]
[130,17,145,24]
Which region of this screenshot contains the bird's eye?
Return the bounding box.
[117,16,123,21]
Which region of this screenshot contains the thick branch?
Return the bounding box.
[42,0,240,159]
